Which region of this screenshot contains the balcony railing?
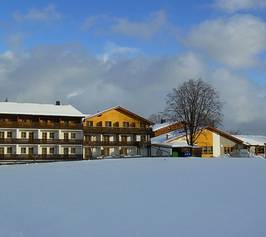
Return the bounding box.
[83,126,152,135]
[0,154,83,160]
[83,140,151,146]
[0,138,83,144]
[0,121,82,129]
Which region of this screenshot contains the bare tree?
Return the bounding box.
[148,112,168,124]
[165,79,223,146]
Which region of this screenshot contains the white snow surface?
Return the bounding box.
[0,102,84,117]
[0,158,266,237]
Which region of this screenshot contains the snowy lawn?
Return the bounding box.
[0,158,265,237]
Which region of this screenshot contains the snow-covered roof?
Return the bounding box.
[0,102,84,117]
[152,122,174,131]
[151,129,185,144]
[233,135,266,146]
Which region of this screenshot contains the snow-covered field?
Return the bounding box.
[0,158,265,237]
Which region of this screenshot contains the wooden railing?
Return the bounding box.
[0,138,83,144]
[83,140,151,146]
[0,122,82,129]
[0,154,83,160]
[83,127,152,135]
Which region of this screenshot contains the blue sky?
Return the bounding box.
[0,0,266,133]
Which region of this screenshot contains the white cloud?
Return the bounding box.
[13,4,61,22]
[0,44,265,134]
[98,42,141,63]
[111,10,168,40]
[82,10,173,40]
[187,14,266,68]
[215,0,266,12]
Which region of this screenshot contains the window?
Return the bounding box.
[202,146,213,154]
[64,133,69,140]
[141,135,146,142]
[105,121,112,127]
[49,132,55,139]
[96,121,102,127]
[0,147,4,154]
[63,147,69,155]
[85,135,91,142]
[255,146,264,154]
[42,147,47,155]
[0,132,4,139]
[21,147,26,154]
[103,135,110,142]
[71,133,76,139]
[130,122,135,128]
[140,122,146,128]
[42,132,47,140]
[6,131,12,138]
[49,147,55,154]
[123,122,129,128]
[7,147,12,154]
[28,147,34,155]
[224,147,233,154]
[21,132,27,139]
[113,122,119,127]
[71,147,76,154]
[121,135,128,142]
[29,132,34,140]
[87,121,93,127]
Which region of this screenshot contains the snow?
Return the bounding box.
[151,129,185,144]
[0,158,265,237]
[0,102,84,117]
[152,122,173,131]
[233,135,266,146]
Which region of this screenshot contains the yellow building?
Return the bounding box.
[165,127,243,158]
[83,106,153,159]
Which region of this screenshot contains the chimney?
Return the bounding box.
[55,101,61,106]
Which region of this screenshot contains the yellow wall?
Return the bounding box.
[195,129,213,158]
[84,109,149,128]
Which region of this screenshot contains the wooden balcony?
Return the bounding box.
[0,121,82,129]
[0,138,83,145]
[0,154,83,160]
[83,140,151,147]
[83,126,153,135]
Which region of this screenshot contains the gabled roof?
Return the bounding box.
[0,102,84,117]
[205,127,243,144]
[152,126,244,145]
[152,122,175,131]
[233,135,266,146]
[85,106,154,125]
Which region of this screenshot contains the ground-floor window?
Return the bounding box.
[202,146,213,155]
[255,146,265,154]
[71,147,76,154]
[224,147,233,154]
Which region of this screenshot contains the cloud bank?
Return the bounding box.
[0,44,265,134]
